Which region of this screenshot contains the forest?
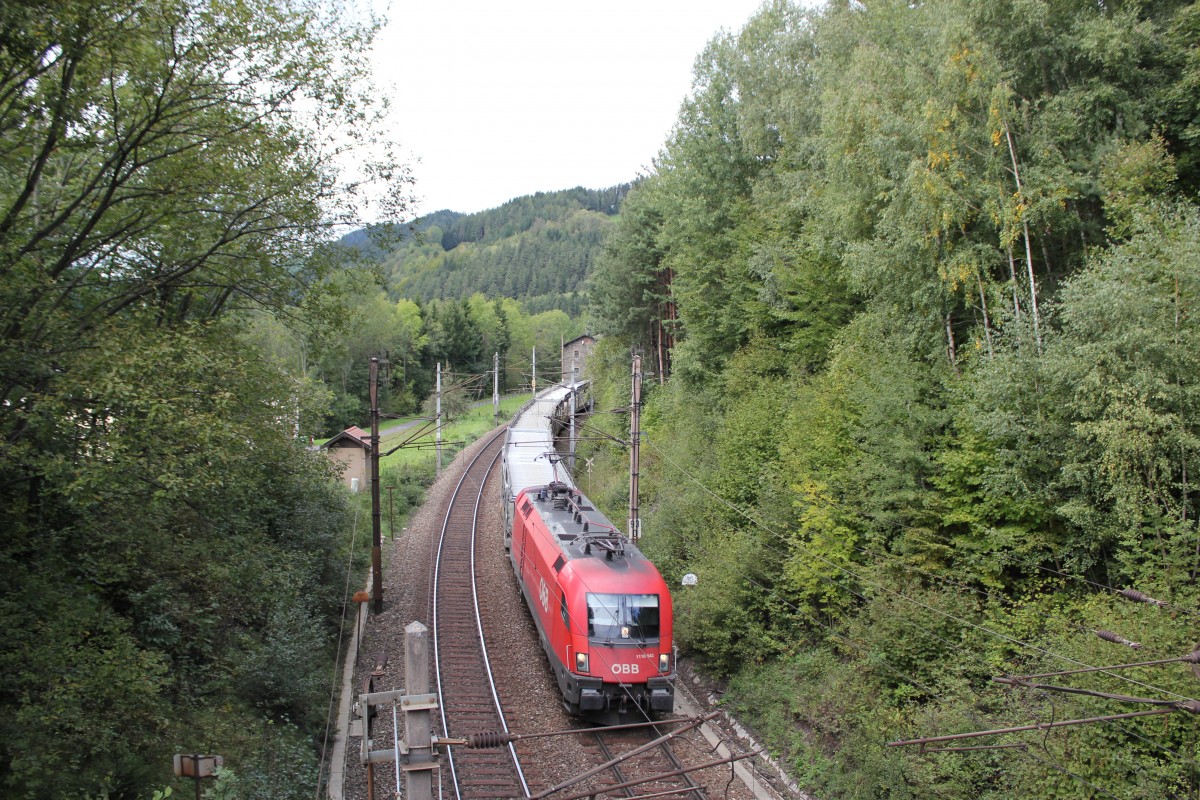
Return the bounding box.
[1,2,400,798]
[372,185,631,317]
[580,1,1200,798]
[285,187,616,428]
[249,282,584,433]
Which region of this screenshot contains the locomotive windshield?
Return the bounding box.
[586,593,660,640]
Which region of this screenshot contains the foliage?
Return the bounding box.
[587,183,670,347]
[581,1,1200,797]
[247,265,584,434]
[234,602,330,729]
[304,188,611,430]
[204,719,321,800]
[1039,204,1200,591]
[0,318,361,799]
[0,1,396,797]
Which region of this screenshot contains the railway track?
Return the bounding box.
[426,430,712,800]
[415,425,765,800]
[589,726,710,800]
[518,717,719,800]
[344,417,776,800]
[431,429,529,800]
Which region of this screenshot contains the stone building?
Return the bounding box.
[561,334,596,384]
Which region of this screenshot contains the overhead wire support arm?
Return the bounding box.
[919,742,1031,754]
[888,707,1181,749]
[1004,649,1200,682]
[402,439,469,451]
[380,417,441,458]
[992,677,1200,710]
[440,371,490,394]
[574,420,629,447]
[892,649,1200,750]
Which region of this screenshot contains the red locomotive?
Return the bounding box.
[509,480,675,723]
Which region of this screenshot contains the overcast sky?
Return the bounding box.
[368,0,772,217]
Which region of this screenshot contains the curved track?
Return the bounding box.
[432,430,529,800]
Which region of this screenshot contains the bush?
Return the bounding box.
[234,603,328,732]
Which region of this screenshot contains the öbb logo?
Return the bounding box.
[538,577,549,613]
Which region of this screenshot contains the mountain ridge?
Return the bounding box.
[343,183,633,316]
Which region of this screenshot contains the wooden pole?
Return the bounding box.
[435,363,442,476]
[370,357,382,614]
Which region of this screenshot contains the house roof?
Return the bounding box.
[562,334,596,349]
[321,425,371,450]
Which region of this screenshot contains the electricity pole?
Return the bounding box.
[628,354,642,542]
[493,351,500,426]
[435,362,442,476]
[370,357,382,613]
[568,351,579,473]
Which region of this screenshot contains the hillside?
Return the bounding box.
[372,185,631,316]
[581,1,1200,798]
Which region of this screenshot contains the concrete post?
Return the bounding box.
[404,621,434,800]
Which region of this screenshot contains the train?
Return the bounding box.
[501,384,676,724]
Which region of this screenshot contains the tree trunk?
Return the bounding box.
[977,271,993,358]
[1003,119,1042,352]
[945,312,959,374]
[1006,241,1022,322]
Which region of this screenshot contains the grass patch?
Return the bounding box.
[349,394,533,539]
[378,394,530,470]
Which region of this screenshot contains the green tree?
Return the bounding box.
[310,284,429,426]
[0,1,400,796]
[653,30,764,380]
[580,2,1200,796]
[424,299,486,385]
[587,180,671,354]
[0,0,403,432]
[1044,204,1200,588]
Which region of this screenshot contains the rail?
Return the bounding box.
[431,428,530,799]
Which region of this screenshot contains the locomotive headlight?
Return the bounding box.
[576,652,589,673]
[659,653,670,673]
